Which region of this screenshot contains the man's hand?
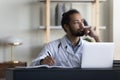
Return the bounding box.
[84,26,100,42]
[40,56,55,66]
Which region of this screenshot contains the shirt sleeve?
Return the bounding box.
[30,43,54,66]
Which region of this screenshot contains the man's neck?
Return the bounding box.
[66,35,80,46]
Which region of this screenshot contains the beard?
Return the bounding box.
[69,25,85,37]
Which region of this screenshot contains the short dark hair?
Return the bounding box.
[61,9,80,32]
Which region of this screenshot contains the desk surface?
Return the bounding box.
[6,60,120,80]
[6,67,120,80]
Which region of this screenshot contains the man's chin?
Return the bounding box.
[79,34,84,36]
[77,32,85,36]
[75,34,84,37]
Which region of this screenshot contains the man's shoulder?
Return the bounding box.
[46,38,62,48]
[49,39,61,44]
[48,36,65,45]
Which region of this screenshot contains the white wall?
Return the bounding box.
[0,0,117,66]
[0,0,42,65]
[113,0,120,59]
[0,0,65,66]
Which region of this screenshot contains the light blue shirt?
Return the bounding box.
[65,36,82,53]
[31,36,88,68]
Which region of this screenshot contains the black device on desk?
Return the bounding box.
[6,66,120,80]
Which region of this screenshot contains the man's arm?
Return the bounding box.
[84,26,100,42]
[31,43,55,66]
[91,34,100,42]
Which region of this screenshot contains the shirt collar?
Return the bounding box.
[60,35,83,49]
[65,35,82,47]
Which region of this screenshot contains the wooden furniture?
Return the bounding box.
[38,0,106,43]
[0,61,27,79]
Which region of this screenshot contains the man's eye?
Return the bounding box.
[74,22,79,24]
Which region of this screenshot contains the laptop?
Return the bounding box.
[81,42,115,69]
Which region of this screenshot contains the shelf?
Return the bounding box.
[38,26,62,30]
[38,26,106,30]
[38,0,106,42]
[39,0,106,2]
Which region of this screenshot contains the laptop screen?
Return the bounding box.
[81,42,115,68]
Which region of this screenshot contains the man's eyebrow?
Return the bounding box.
[74,20,82,22]
[74,20,79,21]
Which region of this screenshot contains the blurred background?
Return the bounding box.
[0,0,119,66]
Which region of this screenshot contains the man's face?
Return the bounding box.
[67,13,85,37]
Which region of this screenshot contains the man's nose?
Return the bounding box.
[79,22,84,28]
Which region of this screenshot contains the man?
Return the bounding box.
[31,9,100,68]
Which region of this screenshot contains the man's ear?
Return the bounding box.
[64,24,68,32]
